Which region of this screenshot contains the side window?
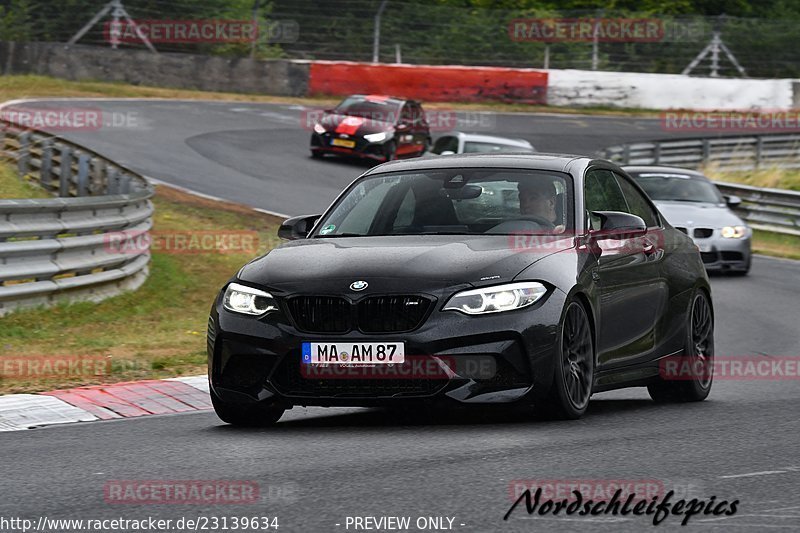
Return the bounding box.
[613,173,660,228]
[585,169,628,230]
[431,136,458,154]
[415,104,428,125]
[409,103,424,124]
[584,169,628,230]
[400,104,414,123]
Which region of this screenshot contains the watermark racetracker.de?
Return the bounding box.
[104,19,299,44]
[104,230,265,255]
[301,108,497,133]
[660,355,800,381]
[0,107,139,132]
[103,480,300,505]
[508,17,705,43]
[662,110,800,133]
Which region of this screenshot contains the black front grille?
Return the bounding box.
[271,353,450,398]
[357,295,432,333]
[286,296,351,333]
[693,228,714,239]
[284,294,433,334]
[721,251,744,261]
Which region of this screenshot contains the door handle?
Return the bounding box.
[642,238,657,255]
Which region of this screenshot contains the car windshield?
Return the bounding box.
[333,96,402,122]
[312,169,573,237]
[464,141,532,153]
[631,173,724,204]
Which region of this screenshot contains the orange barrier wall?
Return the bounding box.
[308,61,548,104]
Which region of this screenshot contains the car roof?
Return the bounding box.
[348,94,409,104]
[365,152,588,174]
[622,165,709,180]
[443,132,533,147]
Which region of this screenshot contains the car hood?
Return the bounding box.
[654,201,744,228]
[319,112,393,136]
[237,235,573,294]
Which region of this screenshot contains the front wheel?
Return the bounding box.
[383,141,397,161]
[541,300,595,419]
[648,290,714,402]
[211,392,285,427]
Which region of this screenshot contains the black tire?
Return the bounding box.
[541,299,595,420]
[211,392,285,427]
[648,290,714,403]
[310,150,324,159]
[383,141,397,161]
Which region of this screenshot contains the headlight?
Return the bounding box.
[223,282,278,316]
[364,131,390,143]
[313,123,326,134]
[720,225,748,239]
[443,282,547,315]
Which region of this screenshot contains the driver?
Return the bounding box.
[518,180,562,231]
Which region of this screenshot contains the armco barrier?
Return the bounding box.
[598,133,800,171]
[714,181,800,236]
[308,61,548,104]
[0,120,154,315]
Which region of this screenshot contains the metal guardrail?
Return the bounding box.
[0,120,154,315]
[599,133,800,236]
[714,181,800,236]
[599,133,800,171]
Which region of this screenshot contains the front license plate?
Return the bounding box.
[331,138,356,148]
[301,342,404,364]
[694,241,713,253]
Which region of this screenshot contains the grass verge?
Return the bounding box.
[702,166,800,192]
[0,74,663,117]
[0,166,283,394]
[0,161,51,198]
[752,230,800,261]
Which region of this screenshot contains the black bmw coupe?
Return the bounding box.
[208,154,714,425]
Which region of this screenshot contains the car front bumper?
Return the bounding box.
[310,132,389,161]
[207,286,566,409]
[695,234,752,272]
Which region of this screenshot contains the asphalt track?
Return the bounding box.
[2,100,800,532]
[2,99,707,215]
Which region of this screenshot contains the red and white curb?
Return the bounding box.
[0,375,210,431]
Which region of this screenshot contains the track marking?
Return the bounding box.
[720,470,789,479]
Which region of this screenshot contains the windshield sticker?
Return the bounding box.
[320,224,336,235]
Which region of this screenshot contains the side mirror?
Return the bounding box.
[589,211,647,239]
[278,214,321,240]
[725,195,742,207]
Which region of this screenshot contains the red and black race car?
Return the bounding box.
[310,95,431,162]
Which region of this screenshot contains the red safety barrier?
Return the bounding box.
[309,61,548,104]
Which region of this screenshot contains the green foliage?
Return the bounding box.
[1,0,800,75]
